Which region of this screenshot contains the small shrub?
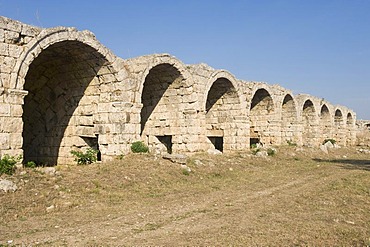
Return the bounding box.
[287,140,297,146]
[252,148,261,155]
[24,161,37,168]
[182,169,190,176]
[131,141,149,153]
[0,154,21,175]
[323,139,336,145]
[267,148,276,156]
[70,148,98,165]
[250,143,258,149]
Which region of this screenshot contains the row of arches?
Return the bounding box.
[4,26,356,164]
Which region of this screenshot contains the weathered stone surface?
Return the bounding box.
[0,179,17,192]
[162,153,187,164]
[0,16,359,165]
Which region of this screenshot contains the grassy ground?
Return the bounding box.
[1,146,369,246]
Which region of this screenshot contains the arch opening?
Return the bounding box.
[281,94,297,145]
[302,100,317,146]
[22,40,113,165]
[205,78,239,152]
[250,88,275,145]
[320,104,331,142]
[140,63,184,153]
[334,109,343,125]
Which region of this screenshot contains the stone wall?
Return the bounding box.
[0,16,357,164]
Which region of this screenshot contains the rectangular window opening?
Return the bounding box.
[157,135,172,154]
[208,136,223,152]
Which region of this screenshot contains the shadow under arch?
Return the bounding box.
[22,40,109,165]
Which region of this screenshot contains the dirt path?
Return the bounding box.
[1,148,369,246]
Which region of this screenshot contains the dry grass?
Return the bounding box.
[1,146,369,246]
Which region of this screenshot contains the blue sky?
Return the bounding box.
[1,0,369,119]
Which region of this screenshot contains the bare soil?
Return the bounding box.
[1,146,369,246]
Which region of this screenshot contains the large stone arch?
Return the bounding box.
[334,108,345,145]
[280,93,299,145]
[15,28,120,164]
[346,111,356,146]
[203,71,247,152]
[301,99,318,146]
[135,55,193,154]
[319,104,332,143]
[248,85,277,146]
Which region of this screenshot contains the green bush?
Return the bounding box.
[267,148,276,156]
[323,139,336,145]
[70,148,98,165]
[0,154,21,175]
[24,161,37,168]
[251,148,260,155]
[250,143,258,149]
[131,141,149,153]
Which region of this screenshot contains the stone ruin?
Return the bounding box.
[0,16,357,164]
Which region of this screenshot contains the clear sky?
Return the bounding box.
[1,0,369,119]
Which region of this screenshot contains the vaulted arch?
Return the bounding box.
[140,63,185,153]
[301,99,317,146]
[22,40,117,164]
[249,88,276,145]
[280,94,298,144]
[320,104,332,142]
[205,77,240,152]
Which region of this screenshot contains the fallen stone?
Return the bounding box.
[181,164,191,173]
[255,151,268,157]
[324,141,334,149]
[194,159,204,166]
[46,205,55,213]
[0,179,17,192]
[43,167,56,176]
[320,144,328,154]
[207,149,222,155]
[162,153,187,164]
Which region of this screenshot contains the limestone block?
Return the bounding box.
[0,43,8,56]
[8,44,22,58]
[0,133,10,149]
[10,104,23,117]
[4,30,20,44]
[0,103,10,116]
[9,133,22,149]
[2,57,15,73]
[76,126,95,138]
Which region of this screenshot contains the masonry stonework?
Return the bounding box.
[0,17,357,164]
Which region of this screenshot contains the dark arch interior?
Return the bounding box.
[206,78,236,113]
[140,63,183,135]
[321,105,330,119]
[23,41,108,165]
[347,113,353,125]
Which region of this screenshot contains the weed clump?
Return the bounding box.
[24,161,37,168]
[267,148,276,156]
[0,154,21,175]
[131,141,149,153]
[71,148,98,165]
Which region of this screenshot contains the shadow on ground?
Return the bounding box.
[313,158,370,171]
